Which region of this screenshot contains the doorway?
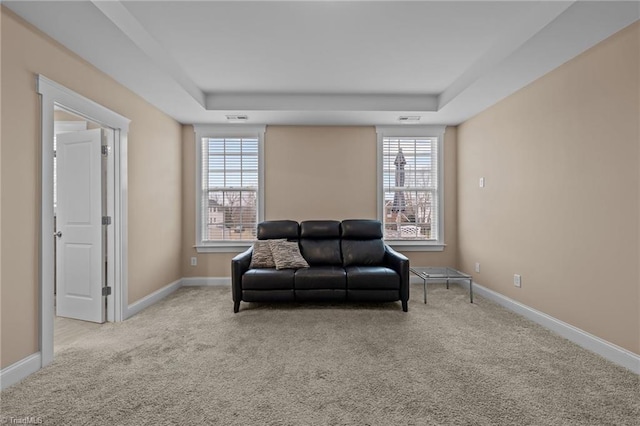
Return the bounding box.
[38,75,130,367]
[53,109,109,327]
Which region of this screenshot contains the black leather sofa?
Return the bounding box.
[231,219,410,312]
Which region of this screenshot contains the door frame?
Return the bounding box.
[37,75,130,366]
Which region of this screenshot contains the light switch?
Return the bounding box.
[479,177,485,188]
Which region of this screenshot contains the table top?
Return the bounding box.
[410,266,471,279]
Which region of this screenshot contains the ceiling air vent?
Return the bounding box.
[226,114,249,122]
[398,116,421,123]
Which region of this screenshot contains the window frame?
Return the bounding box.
[376,125,446,251]
[194,124,266,253]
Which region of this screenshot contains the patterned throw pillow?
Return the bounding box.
[269,240,310,270]
[249,240,278,268]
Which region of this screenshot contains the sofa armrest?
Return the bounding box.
[231,247,253,310]
[384,245,410,308]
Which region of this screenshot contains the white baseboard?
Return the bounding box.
[6,277,635,391]
[125,277,229,319]
[181,277,230,286]
[2,276,230,389]
[125,278,183,319]
[1,353,42,390]
[470,281,640,374]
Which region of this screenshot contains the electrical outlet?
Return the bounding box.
[514,274,522,287]
[475,262,480,273]
[190,257,197,266]
[479,177,485,188]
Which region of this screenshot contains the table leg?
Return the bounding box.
[469,278,473,303]
[423,278,427,304]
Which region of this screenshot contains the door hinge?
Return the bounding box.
[101,145,111,156]
[102,216,112,225]
[53,150,57,158]
[102,286,112,296]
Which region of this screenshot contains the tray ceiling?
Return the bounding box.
[4,1,639,125]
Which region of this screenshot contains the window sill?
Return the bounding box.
[385,241,446,252]
[195,243,253,253]
[196,241,445,253]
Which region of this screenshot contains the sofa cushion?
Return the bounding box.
[295,266,346,290]
[296,289,346,303]
[347,289,399,303]
[299,220,342,265]
[269,240,310,270]
[300,220,341,238]
[257,220,299,240]
[340,220,385,266]
[345,266,400,290]
[341,239,385,266]
[243,290,295,303]
[243,269,295,290]
[300,239,342,265]
[249,239,283,269]
[341,219,383,239]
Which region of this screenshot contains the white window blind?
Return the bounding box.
[201,137,259,241]
[382,136,439,241]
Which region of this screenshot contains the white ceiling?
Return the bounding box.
[5,1,639,126]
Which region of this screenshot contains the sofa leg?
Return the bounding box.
[402,300,408,312]
[233,301,240,313]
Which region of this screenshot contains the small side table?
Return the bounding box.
[410,267,473,304]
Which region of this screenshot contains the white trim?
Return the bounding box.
[0,353,42,390]
[9,276,637,388]
[37,75,130,367]
[115,127,128,322]
[38,76,130,130]
[125,277,230,318]
[103,128,116,322]
[181,277,231,286]
[376,125,446,137]
[124,279,182,319]
[195,243,252,254]
[193,125,266,249]
[387,242,445,252]
[2,276,223,387]
[470,281,640,374]
[376,125,446,248]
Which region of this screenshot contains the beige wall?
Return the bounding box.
[54,109,85,121]
[457,22,639,354]
[0,9,183,368]
[413,126,458,268]
[181,124,238,277]
[265,126,378,221]
[183,125,458,277]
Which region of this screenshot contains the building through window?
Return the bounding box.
[195,125,265,248]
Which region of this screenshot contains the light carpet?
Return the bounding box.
[1,284,638,425]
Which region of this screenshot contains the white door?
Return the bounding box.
[55,128,106,323]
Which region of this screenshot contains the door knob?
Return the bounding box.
[55,231,62,238]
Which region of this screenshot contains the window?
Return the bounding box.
[377,126,445,250]
[194,125,265,251]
